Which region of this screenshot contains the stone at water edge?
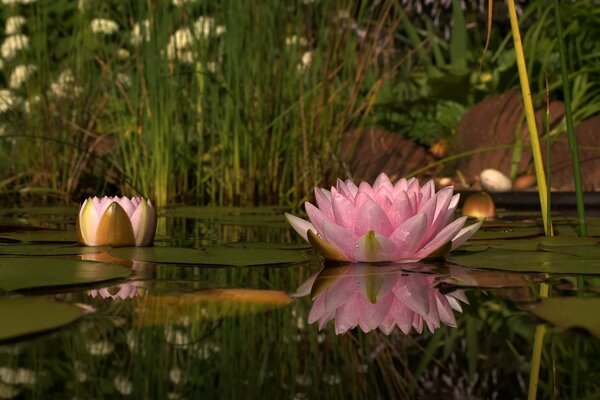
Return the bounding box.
[480,169,512,193]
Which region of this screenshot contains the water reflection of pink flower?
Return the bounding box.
[295,265,467,335]
[88,282,143,300]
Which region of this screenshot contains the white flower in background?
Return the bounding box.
[0,367,36,385]
[23,94,39,114]
[85,340,114,356]
[193,16,214,38]
[205,62,217,73]
[50,69,82,98]
[215,25,226,36]
[1,0,37,4]
[131,20,150,45]
[9,64,36,89]
[297,51,312,72]
[113,375,133,395]
[0,90,17,113]
[116,72,132,88]
[0,382,19,399]
[169,368,184,384]
[167,28,196,63]
[172,0,197,6]
[1,34,29,60]
[285,35,308,47]
[178,50,194,64]
[173,28,193,49]
[5,16,26,35]
[116,48,130,59]
[90,18,119,35]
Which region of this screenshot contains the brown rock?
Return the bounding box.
[453,91,564,183]
[340,128,437,183]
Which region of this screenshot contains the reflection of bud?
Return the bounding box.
[88,282,144,300]
[295,264,467,335]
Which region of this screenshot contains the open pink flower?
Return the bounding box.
[285,173,481,262]
[294,264,467,335]
[77,196,157,247]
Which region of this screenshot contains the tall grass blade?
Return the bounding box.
[553,0,587,237]
[506,0,550,236]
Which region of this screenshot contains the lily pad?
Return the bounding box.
[108,246,309,267]
[135,288,292,325]
[462,236,598,252]
[0,244,107,256]
[471,226,544,240]
[0,230,77,243]
[528,297,600,338]
[0,297,86,342]
[539,244,600,258]
[0,257,131,292]
[444,265,545,288]
[223,241,311,250]
[446,248,600,274]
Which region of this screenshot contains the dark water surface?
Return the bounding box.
[1,207,599,399]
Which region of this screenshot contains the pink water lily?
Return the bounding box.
[77,196,157,247]
[294,264,467,335]
[285,173,481,262]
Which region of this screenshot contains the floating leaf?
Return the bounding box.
[444,265,544,288]
[0,257,131,292]
[223,241,311,250]
[462,236,598,251]
[108,246,309,267]
[0,244,107,256]
[528,297,600,338]
[539,244,600,258]
[0,297,86,342]
[0,230,77,243]
[471,226,544,240]
[135,288,292,325]
[446,248,600,274]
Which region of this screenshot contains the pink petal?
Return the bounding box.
[420,179,436,204]
[373,173,393,192]
[354,199,393,236]
[291,270,320,297]
[284,212,316,242]
[389,213,428,258]
[305,202,329,237]
[353,231,399,262]
[451,219,483,250]
[336,179,356,201]
[387,191,413,227]
[412,216,468,259]
[322,220,357,260]
[392,178,409,196]
[115,197,136,217]
[435,294,457,327]
[358,181,376,200]
[331,192,358,231]
[358,294,393,332]
[314,188,333,219]
[323,276,356,313]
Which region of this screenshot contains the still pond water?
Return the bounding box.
[1,206,599,399]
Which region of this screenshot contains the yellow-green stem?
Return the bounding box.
[506,0,550,236]
[528,281,549,400]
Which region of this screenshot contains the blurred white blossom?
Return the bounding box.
[85,340,114,356]
[0,367,36,385]
[50,69,82,98]
[23,94,39,114]
[172,0,197,6]
[1,34,29,60]
[0,90,17,113]
[0,382,19,399]
[131,20,150,45]
[113,375,133,395]
[169,368,184,384]
[9,64,36,89]
[90,18,119,35]
[285,35,308,47]
[117,48,130,59]
[116,72,132,88]
[297,51,312,72]
[193,16,224,38]
[5,16,26,35]
[167,28,195,63]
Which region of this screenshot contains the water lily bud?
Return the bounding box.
[462,192,496,219]
[77,196,157,247]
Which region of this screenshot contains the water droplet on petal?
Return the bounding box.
[355,242,359,248]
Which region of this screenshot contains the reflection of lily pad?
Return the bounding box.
[446,248,600,274]
[0,297,86,342]
[135,288,292,325]
[0,244,106,256]
[0,230,77,243]
[0,257,131,292]
[528,297,600,338]
[445,265,544,288]
[108,246,308,267]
